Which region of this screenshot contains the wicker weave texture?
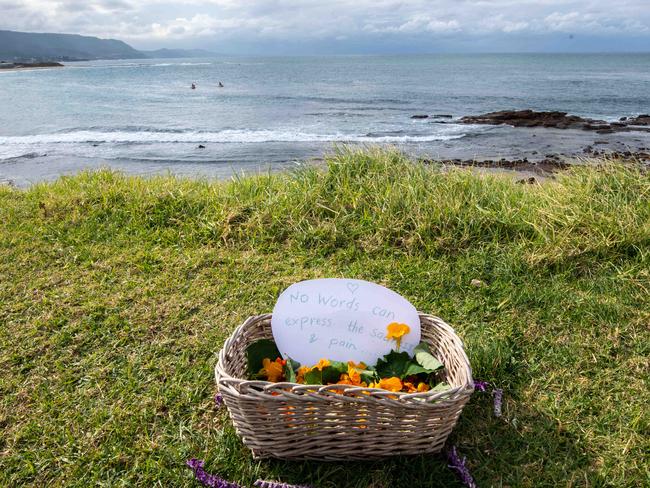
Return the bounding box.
[215,313,473,460]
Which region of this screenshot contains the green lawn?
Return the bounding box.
[0,149,648,487]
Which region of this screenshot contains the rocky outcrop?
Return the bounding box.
[460,110,650,133]
[460,110,603,129]
[625,114,650,126]
[0,61,63,69]
[420,155,571,174]
[419,150,650,177]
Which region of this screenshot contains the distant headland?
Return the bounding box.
[0,29,215,63]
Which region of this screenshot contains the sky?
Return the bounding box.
[1,0,649,54]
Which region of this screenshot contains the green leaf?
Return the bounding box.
[414,343,443,372]
[330,361,348,374]
[360,369,378,384]
[375,351,412,379]
[430,382,451,393]
[322,361,348,384]
[284,361,296,383]
[404,362,433,377]
[246,339,281,377]
[286,357,301,372]
[303,369,323,385]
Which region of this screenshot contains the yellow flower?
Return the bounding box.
[260,358,284,382]
[347,361,367,370]
[386,322,410,350]
[368,381,380,389]
[312,358,331,371]
[379,376,403,392]
[417,382,430,392]
[296,366,310,384]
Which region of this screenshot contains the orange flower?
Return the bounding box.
[313,358,331,371]
[347,364,363,384]
[260,357,284,382]
[417,382,430,392]
[379,376,403,392]
[403,381,417,393]
[337,373,353,385]
[386,322,410,350]
[338,365,366,386]
[296,366,310,384]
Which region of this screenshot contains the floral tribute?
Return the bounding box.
[246,323,449,394]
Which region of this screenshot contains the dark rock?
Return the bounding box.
[594,140,609,144]
[433,114,453,118]
[411,115,429,119]
[197,144,206,149]
[517,177,537,184]
[0,61,63,70]
[627,114,650,126]
[458,109,650,134]
[460,110,601,130]
[459,110,650,135]
[582,124,612,131]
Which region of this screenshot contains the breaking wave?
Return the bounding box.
[0,127,470,146]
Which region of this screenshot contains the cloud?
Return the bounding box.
[0,0,648,50]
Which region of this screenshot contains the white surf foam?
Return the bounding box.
[0,128,469,147]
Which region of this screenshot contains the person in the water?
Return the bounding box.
[191,83,196,89]
[218,82,224,88]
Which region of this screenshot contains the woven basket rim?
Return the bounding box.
[215,313,474,406]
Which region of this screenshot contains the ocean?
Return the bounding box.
[1,53,649,186]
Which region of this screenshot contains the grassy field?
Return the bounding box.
[0,148,648,487]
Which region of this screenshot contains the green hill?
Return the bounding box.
[0,30,144,61]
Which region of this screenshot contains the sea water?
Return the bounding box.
[1,53,649,185]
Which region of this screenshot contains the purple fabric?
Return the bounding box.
[214,393,224,408]
[473,381,489,392]
[446,446,478,488]
[493,388,503,417]
[186,459,242,488]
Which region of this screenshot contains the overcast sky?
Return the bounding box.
[1,0,649,54]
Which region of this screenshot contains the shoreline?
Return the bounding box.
[2,151,648,189]
[1,110,649,186]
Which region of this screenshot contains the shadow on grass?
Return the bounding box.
[208,392,603,488]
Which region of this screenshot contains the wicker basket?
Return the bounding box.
[215,313,473,460]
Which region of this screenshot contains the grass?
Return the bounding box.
[0,148,648,487]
